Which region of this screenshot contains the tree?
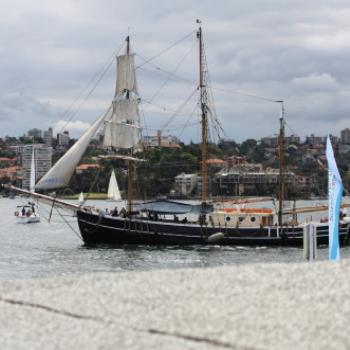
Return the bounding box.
[239,139,257,156]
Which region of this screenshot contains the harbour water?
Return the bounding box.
[1,197,350,279]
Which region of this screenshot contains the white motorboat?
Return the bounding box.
[15,204,41,224]
[15,145,41,224]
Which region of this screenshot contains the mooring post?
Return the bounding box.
[303,223,317,261]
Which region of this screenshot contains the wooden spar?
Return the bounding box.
[98,155,145,162]
[126,35,130,55]
[284,203,350,215]
[2,184,78,212]
[197,20,208,204]
[212,196,273,204]
[278,101,285,226]
[127,159,133,214]
[125,34,134,214]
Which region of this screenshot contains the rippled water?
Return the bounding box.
[1,197,350,279]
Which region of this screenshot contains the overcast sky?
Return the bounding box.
[1,0,350,142]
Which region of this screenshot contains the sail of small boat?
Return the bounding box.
[78,192,84,204]
[30,146,36,193]
[107,170,121,201]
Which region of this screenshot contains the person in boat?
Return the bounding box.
[174,215,179,222]
[120,207,126,218]
[209,216,214,226]
[182,217,188,223]
[105,208,110,215]
[32,204,35,214]
[111,207,119,217]
[198,215,205,225]
[21,207,26,216]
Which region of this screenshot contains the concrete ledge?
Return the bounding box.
[0,260,350,349]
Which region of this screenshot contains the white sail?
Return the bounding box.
[107,170,121,201]
[36,105,112,190]
[104,50,141,149]
[78,192,84,204]
[104,121,140,149]
[29,146,36,193]
[116,54,138,94]
[111,98,140,124]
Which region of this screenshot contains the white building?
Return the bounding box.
[43,127,53,146]
[27,128,42,139]
[21,144,52,189]
[285,134,300,146]
[341,128,350,145]
[306,134,323,146]
[142,130,180,148]
[261,136,278,148]
[57,131,70,148]
[174,173,199,196]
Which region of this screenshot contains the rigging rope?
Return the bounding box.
[136,31,195,69]
[146,41,196,104]
[141,98,198,117]
[177,104,200,140]
[137,64,195,86]
[161,88,198,131]
[54,41,125,134]
[147,121,200,130]
[55,207,83,242]
[208,85,281,103]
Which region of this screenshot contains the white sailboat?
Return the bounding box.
[107,170,121,201]
[78,192,85,205]
[15,146,41,223]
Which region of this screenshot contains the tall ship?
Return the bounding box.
[5,23,350,245]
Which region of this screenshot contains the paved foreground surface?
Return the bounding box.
[1,260,350,350]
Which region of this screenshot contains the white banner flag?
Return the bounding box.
[326,135,343,261]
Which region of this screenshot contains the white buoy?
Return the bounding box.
[207,232,225,243]
[303,224,317,261]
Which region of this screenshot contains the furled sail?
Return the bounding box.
[116,54,138,94]
[104,51,141,149]
[104,118,140,149]
[30,146,36,193]
[107,169,121,201]
[36,105,112,190]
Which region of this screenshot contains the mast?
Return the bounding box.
[277,101,285,226]
[197,20,208,204]
[127,160,134,213]
[125,34,134,214]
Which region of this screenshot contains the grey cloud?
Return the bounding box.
[1,0,350,141]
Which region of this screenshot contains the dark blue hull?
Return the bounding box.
[77,210,350,246]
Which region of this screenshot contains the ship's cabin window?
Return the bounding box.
[239,217,244,222]
[225,216,231,222]
[250,217,256,222]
